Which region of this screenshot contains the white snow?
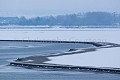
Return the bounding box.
[46,47,120,68]
[0,27,120,44]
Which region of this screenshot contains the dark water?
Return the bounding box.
[0,41,120,80]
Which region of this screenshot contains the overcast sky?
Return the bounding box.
[0,0,120,17]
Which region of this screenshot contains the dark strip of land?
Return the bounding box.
[0,40,108,47]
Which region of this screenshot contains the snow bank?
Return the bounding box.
[46,47,120,68]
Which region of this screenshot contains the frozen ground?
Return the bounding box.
[0,27,120,68]
[0,27,120,44]
[46,47,120,68]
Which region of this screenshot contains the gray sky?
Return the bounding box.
[0,0,120,17]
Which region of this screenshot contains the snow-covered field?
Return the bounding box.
[0,27,120,68]
[0,27,120,44]
[46,47,120,68]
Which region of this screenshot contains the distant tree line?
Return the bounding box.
[0,12,120,26]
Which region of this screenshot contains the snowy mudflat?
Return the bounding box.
[0,27,120,68]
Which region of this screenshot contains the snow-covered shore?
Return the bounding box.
[46,47,120,68]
